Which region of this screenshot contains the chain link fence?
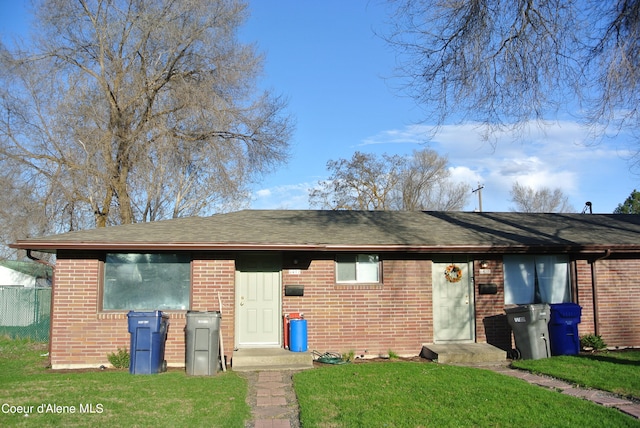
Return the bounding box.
[0,286,51,341]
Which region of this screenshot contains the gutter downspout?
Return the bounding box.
[590,249,611,337]
[26,249,54,268]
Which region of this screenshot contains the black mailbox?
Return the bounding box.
[285,285,304,296]
[479,283,498,295]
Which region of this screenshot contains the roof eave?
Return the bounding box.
[11,241,640,254]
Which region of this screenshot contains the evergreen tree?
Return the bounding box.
[614,190,640,214]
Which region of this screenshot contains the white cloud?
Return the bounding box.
[449,165,481,186]
[251,183,313,210]
[360,119,633,211]
[250,119,635,213]
[360,124,434,146]
[256,188,272,198]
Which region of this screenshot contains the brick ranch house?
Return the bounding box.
[10,210,640,369]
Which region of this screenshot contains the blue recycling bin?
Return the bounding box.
[549,303,582,356]
[289,319,308,352]
[127,311,170,374]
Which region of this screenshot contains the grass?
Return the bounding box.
[512,351,640,399]
[4,337,640,427]
[294,361,640,427]
[0,337,250,427]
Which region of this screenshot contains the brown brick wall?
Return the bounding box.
[282,257,433,357]
[573,258,640,348]
[191,257,235,366]
[594,259,640,347]
[48,251,640,369]
[473,258,511,351]
[50,254,236,369]
[575,259,595,337]
[50,257,129,369]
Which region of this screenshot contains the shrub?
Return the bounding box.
[107,348,130,369]
[580,334,607,352]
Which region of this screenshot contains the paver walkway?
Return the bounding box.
[487,364,640,420]
[240,364,640,426]
[242,370,300,428]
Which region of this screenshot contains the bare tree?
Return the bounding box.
[385,0,640,139]
[0,0,293,229]
[309,149,469,211]
[509,182,575,213]
[0,163,49,259]
[309,152,404,210]
[394,149,469,210]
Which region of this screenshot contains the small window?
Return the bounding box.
[103,253,190,311]
[503,255,570,305]
[336,254,380,283]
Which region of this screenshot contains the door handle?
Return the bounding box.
[240,296,244,306]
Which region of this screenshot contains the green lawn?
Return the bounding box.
[294,361,640,427]
[3,337,640,427]
[512,351,640,399]
[0,338,250,427]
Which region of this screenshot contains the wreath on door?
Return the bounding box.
[444,264,463,283]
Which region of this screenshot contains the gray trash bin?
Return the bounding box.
[505,304,551,360]
[185,311,221,375]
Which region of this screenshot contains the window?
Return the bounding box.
[103,253,190,310]
[503,255,570,305]
[336,254,380,283]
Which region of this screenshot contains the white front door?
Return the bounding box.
[235,255,281,348]
[433,262,475,343]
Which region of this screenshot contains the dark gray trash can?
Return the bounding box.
[505,304,551,360]
[185,311,221,376]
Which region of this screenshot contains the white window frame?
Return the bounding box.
[335,254,380,284]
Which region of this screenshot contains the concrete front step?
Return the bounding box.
[421,343,507,364]
[232,348,313,371]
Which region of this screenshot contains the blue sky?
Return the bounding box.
[239,1,640,213]
[2,0,638,213]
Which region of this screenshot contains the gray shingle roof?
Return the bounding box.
[11,210,640,253]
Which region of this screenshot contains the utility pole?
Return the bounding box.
[472,184,484,212]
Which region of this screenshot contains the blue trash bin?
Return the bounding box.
[289,319,308,352]
[549,303,582,356]
[127,311,170,374]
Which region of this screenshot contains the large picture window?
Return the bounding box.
[336,254,380,283]
[103,253,190,310]
[503,255,570,305]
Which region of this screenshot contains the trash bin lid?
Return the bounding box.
[187,310,221,314]
[550,303,582,318]
[504,305,528,314]
[127,310,164,317]
[505,303,548,313]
